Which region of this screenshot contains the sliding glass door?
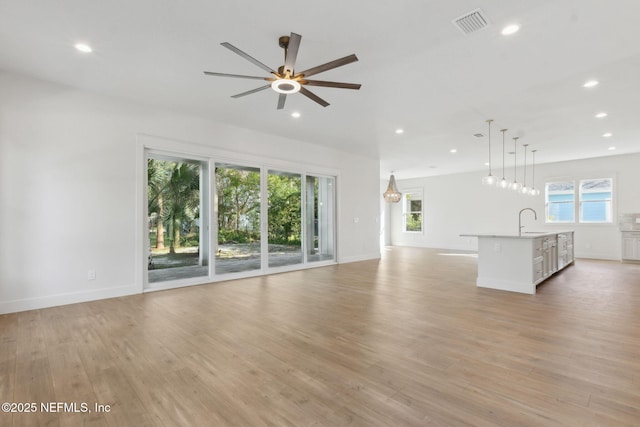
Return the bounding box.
[215,163,261,274]
[147,156,209,284]
[144,147,336,286]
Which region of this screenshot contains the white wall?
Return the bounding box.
[0,71,380,314]
[388,153,640,260]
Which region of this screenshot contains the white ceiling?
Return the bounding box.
[1,0,639,179]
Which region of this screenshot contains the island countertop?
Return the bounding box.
[460,231,574,239]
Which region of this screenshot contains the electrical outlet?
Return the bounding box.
[87,269,96,280]
[494,243,501,252]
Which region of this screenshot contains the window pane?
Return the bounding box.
[406,213,422,231]
[268,170,302,267]
[403,191,423,232]
[147,157,209,283]
[215,164,261,274]
[546,181,575,223]
[305,175,335,263]
[580,178,612,223]
[547,202,575,222]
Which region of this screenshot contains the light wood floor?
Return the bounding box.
[1,247,639,426]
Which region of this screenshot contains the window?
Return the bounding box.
[545,181,575,223]
[579,178,612,223]
[545,178,613,224]
[403,190,423,232]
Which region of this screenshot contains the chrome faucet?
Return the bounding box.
[519,208,537,236]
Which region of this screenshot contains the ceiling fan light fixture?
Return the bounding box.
[271,78,301,94]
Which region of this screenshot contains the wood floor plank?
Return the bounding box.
[1,247,639,425]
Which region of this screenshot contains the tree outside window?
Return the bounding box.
[403,191,423,232]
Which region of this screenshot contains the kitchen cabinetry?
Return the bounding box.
[622,232,640,261]
[461,231,574,294]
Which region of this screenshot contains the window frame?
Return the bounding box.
[578,178,613,224]
[544,177,614,225]
[402,189,424,233]
[545,180,576,224]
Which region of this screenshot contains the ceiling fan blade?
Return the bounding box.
[231,84,271,98]
[299,87,329,107]
[277,93,287,110]
[204,71,272,81]
[283,32,301,76]
[221,42,277,74]
[302,79,361,90]
[295,54,359,78]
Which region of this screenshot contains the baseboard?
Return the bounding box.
[0,284,140,315]
[338,252,381,264]
[574,252,619,261]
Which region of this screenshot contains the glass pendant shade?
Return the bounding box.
[482,119,496,185]
[482,174,497,185]
[510,136,521,191]
[383,173,402,203]
[498,129,509,189]
[529,149,539,196]
[520,143,529,194]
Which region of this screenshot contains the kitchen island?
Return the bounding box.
[461,231,574,294]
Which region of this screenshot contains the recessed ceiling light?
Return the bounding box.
[501,24,520,36]
[595,112,608,118]
[583,80,599,88]
[291,112,301,118]
[395,129,404,134]
[602,132,612,138]
[608,146,616,151]
[484,162,490,166]
[74,43,92,53]
[450,149,457,153]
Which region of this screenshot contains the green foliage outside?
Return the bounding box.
[267,174,301,246]
[148,159,200,254]
[406,214,422,232]
[215,168,302,246]
[216,167,261,244]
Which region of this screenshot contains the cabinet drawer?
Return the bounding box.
[533,264,544,282]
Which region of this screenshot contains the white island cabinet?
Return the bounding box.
[461,231,574,294]
[622,231,640,261]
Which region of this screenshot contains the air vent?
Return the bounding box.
[453,9,490,35]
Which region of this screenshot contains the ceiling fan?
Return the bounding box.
[204,32,361,109]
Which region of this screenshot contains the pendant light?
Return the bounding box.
[510,136,522,191]
[520,144,530,194]
[482,119,497,185]
[383,171,402,203]
[529,150,540,196]
[497,129,509,189]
